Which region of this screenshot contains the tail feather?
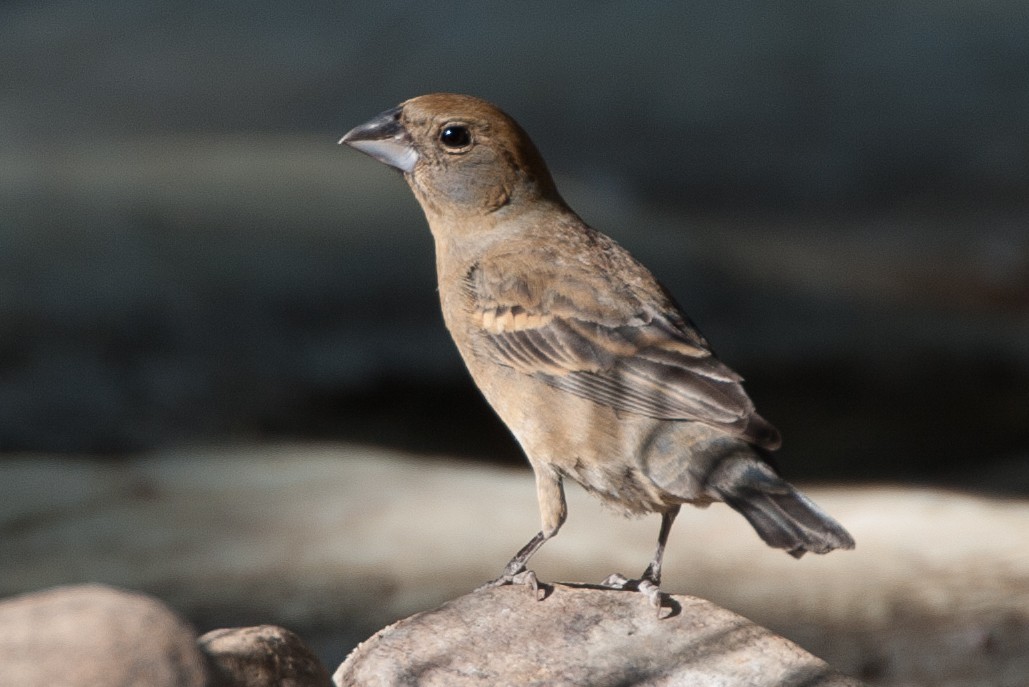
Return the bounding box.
[716,466,855,557]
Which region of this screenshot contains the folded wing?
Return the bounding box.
[464,257,781,450]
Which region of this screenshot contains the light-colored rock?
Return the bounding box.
[0,583,207,687]
[335,584,865,687]
[199,625,331,687]
[1,445,1028,685]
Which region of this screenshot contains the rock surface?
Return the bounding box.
[200,625,332,687]
[2,445,1029,685]
[0,583,336,687]
[336,584,865,686]
[0,584,208,687]
[0,580,863,687]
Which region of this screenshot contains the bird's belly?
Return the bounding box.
[464,357,716,514]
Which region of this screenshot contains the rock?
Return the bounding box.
[3,446,1029,684]
[335,584,865,687]
[0,583,207,687]
[199,625,332,687]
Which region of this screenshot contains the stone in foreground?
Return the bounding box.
[0,584,207,687]
[199,624,332,687]
[335,584,865,686]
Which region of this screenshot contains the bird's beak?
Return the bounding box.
[339,106,418,173]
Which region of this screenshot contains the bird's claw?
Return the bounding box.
[601,572,667,617]
[477,569,544,600]
[601,572,630,588]
[637,579,664,613]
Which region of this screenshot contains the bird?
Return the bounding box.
[340,93,854,608]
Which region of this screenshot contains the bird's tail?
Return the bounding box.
[715,463,855,558]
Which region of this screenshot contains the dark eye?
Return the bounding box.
[439,125,471,149]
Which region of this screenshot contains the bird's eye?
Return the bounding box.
[439,125,471,149]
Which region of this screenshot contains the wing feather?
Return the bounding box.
[464,247,781,450]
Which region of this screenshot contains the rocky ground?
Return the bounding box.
[1,443,1027,685]
[0,582,864,687]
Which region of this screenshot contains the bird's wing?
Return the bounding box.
[463,248,781,449]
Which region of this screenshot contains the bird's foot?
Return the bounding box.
[476,569,545,600]
[601,573,667,616]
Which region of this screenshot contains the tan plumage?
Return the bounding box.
[342,93,853,607]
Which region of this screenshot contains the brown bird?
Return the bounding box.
[341,93,854,607]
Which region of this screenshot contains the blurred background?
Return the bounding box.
[2,1,1028,683]
[2,0,1028,480]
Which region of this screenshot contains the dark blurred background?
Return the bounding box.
[2,1,1027,490]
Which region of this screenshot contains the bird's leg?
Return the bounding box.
[641,505,679,589]
[477,467,566,599]
[603,506,680,612]
[477,530,548,595]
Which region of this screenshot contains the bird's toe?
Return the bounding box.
[600,572,631,589]
[600,573,668,616]
[477,569,544,600]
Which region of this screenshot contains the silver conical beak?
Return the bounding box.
[339,106,418,173]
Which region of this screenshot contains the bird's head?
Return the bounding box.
[341,94,562,222]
